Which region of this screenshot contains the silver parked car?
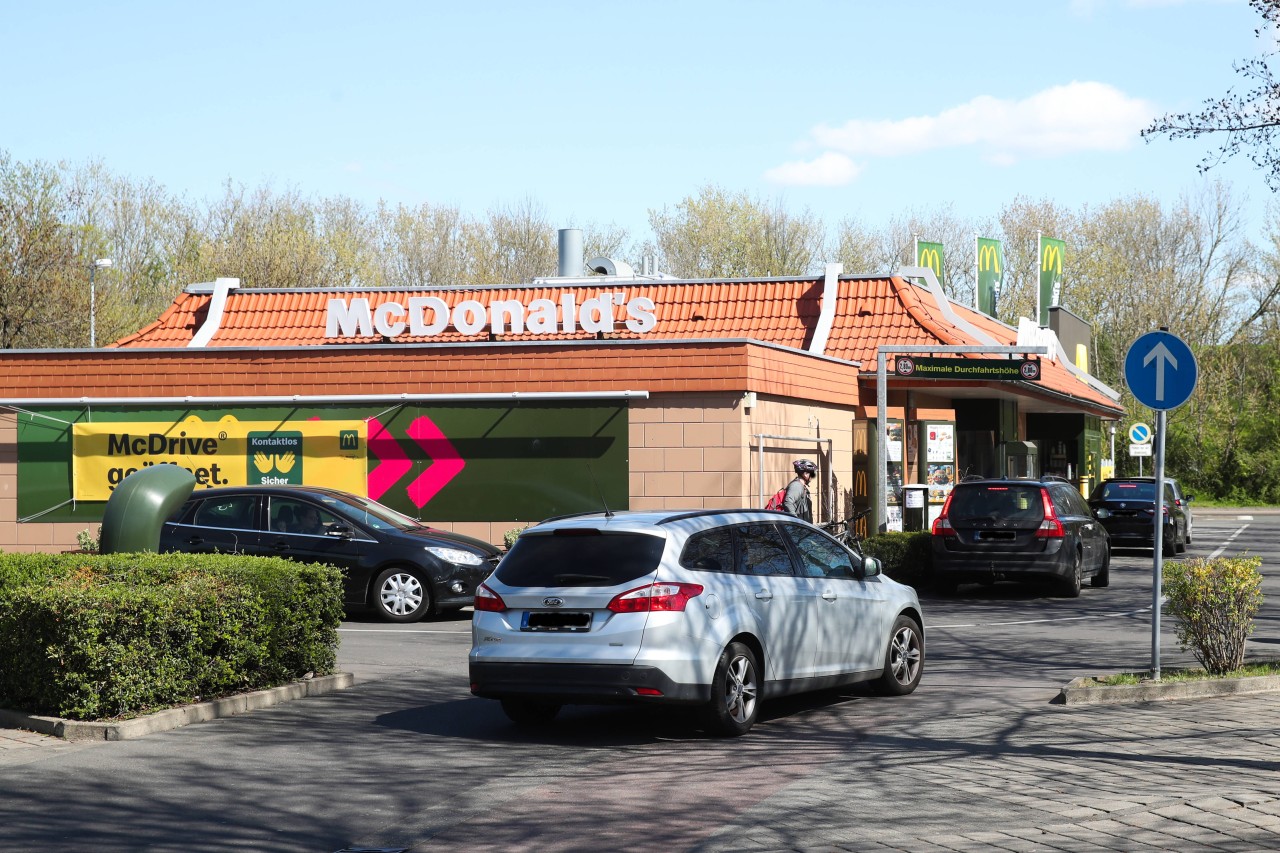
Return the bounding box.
[469,509,924,736]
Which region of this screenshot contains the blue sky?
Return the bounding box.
[3,0,1271,242]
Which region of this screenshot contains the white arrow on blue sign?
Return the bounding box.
[1124,331,1198,411]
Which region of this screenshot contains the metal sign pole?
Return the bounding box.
[1152,409,1167,680]
[1125,329,1197,685]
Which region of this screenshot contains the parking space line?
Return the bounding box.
[1208,524,1249,560]
[931,607,1154,630]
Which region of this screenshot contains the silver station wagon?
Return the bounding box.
[469,509,924,736]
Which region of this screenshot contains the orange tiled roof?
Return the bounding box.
[113,278,829,349]
[105,274,1120,415]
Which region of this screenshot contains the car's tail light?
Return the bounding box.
[1035,488,1065,538]
[931,492,957,537]
[473,583,507,612]
[607,582,703,613]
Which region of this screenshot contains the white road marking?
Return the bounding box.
[1208,524,1249,560]
[931,607,1154,630]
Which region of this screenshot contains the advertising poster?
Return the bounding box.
[72,418,368,500]
[23,402,630,523]
[928,463,956,502]
[885,504,903,533]
[926,424,954,463]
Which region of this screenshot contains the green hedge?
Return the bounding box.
[0,553,343,720]
[861,531,933,588]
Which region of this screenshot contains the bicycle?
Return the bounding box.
[821,506,872,548]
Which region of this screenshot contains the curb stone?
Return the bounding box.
[1058,673,1280,706]
[0,672,354,741]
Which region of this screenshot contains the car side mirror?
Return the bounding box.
[326,523,353,539]
[859,556,882,579]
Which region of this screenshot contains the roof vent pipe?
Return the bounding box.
[558,229,584,277]
[587,256,635,278]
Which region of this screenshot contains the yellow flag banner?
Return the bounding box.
[72,418,368,500]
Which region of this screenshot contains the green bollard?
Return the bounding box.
[99,465,197,554]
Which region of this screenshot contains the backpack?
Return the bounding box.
[765,486,788,511]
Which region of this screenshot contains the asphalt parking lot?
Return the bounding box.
[2,508,1279,851]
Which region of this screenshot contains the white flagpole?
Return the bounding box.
[1036,230,1043,327]
[973,234,979,310]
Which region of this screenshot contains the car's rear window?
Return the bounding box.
[1098,482,1156,500]
[947,484,1044,523]
[495,530,665,587]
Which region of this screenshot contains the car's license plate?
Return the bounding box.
[521,611,592,632]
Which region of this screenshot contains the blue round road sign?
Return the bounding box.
[1124,331,1198,411]
[1128,422,1151,444]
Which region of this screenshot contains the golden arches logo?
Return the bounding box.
[978,243,1002,274]
[918,247,943,277]
[1041,244,1062,275]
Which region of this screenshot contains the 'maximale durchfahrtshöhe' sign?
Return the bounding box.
[893,356,1041,382]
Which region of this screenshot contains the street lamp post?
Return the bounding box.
[90,258,112,347]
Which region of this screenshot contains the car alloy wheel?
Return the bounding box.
[873,615,923,695]
[702,642,759,737]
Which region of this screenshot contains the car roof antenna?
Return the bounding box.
[586,463,614,518]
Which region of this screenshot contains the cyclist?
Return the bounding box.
[784,459,817,522]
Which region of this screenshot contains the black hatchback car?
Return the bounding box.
[931,476,1110,597]
[160,486,502,622]
[1087,477,1189,554]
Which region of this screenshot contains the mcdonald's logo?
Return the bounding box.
[1041,244,1062,275]
[978,243,1001,274]
[339,429,360,451]
[918,247,942,276]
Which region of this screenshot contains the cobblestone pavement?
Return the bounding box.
[684,694,1280,852]
[4,686,1280,850]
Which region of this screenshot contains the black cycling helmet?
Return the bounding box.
[793,459,818,475]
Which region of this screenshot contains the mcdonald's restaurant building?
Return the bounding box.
[0,259,1124,553]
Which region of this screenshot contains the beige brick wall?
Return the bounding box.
[627,392,858,524]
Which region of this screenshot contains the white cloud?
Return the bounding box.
[763,151,862,186]
[775,82,1156,178]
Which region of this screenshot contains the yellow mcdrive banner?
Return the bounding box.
[72,418,368,500]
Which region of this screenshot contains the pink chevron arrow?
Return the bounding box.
[405,415,465,507]
[366,416,412,501]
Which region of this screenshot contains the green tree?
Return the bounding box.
[0,154,80,348]
[463,198,558,283]
[373,200,468,287]
[648,185,824,278]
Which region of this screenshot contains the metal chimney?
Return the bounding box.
[558,229,583,277]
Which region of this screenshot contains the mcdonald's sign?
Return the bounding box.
[978,242,1001,274]
[976,237,1003,318]
[1038,235,1065,326]
[1041,243,1062,275]
[916,240,946,289]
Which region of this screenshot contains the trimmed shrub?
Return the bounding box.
[1162,555,1264,674]
[0,553,343,720]
[861,531,932,588]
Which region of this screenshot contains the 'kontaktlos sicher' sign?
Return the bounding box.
[893,356,1041,381]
